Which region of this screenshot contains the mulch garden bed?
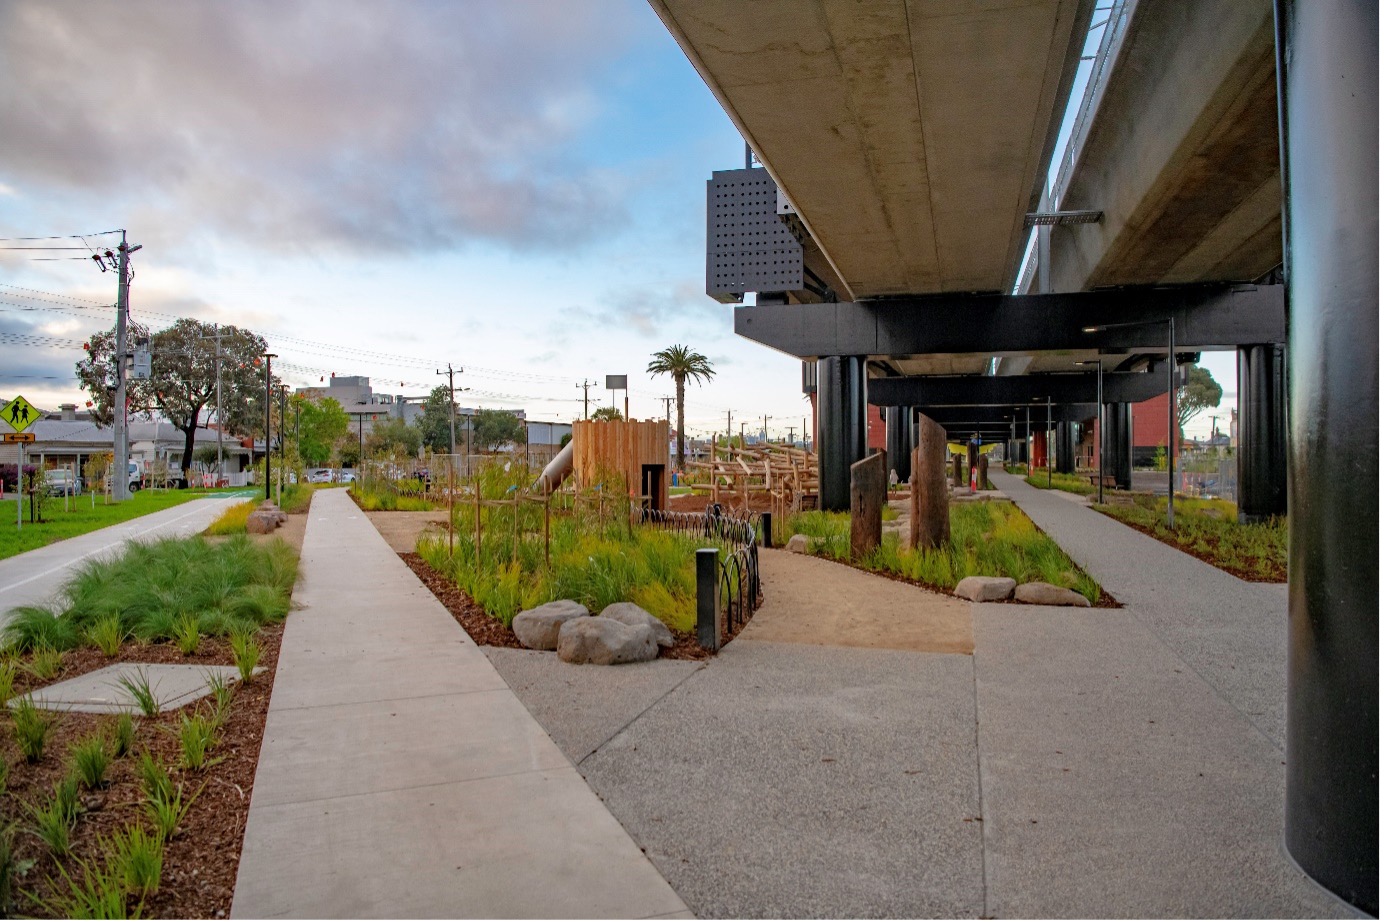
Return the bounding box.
[1092,512,1287,583]
[2,624,283,918]
[399,551,715,660]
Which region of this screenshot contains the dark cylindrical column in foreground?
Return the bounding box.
[885,406,912,485]
[1237,344,1288,522]
[1277,0,1378,913]
[817,356,866,512]
[1101,403,1133,490]
[1054,421,1076,474]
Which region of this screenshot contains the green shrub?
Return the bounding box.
[12,697,53,763]
[71,733,111,789]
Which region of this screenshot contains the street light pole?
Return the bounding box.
[263,353,276,501]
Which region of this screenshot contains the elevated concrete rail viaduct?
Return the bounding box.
[653,0,1375,911]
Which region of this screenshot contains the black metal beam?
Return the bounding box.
[871,372,1166,407]
[913,404,1096,426]
[735,284,1284,358]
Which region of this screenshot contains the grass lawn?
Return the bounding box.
[787,499,1104,603]
[1094,493,1286,581]
[1024,470,1096,495]
[0,489,253,561]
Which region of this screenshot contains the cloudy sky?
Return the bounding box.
[0,0,1231,440]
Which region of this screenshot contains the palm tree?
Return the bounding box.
[647,344,715,470]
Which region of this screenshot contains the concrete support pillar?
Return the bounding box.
[1101,403,1133,490]
[1278,1,1378,912]
[1236,344,1287,522]
[816,355,866,512]
[885,406,912,485]
[1054,421,1076,474]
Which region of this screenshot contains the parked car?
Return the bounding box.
[305,469,334,484]
[128,461,143,492]
[44,469,82,496]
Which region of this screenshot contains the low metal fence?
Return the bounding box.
[639,503,765,650]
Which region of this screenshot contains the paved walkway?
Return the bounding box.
[482,481,1351,918]
[231,488,689,919]
[0,494,248,619]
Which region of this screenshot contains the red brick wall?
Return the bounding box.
[867,404,887,451]
[1132,392,1177,464]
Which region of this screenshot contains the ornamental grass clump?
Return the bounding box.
[0,660,14,707]
[12,698,53,763]
[145,781,199,843]
[71,733,111,789]
[86,615,126,657]
[30,849,130,920]
[2,535,296,654]
[204,672,233,728]
[204,499,256,536]
[26,775,79,856]
[176,711,219,770]
[110,824,162,899]
[27,646,62,681]
[229,632,261,683]
[116,669,159,718]
[136,751,173,804]
[172,614,200,656]
[111,713,136,759]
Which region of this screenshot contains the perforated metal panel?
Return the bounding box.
[706,167,803,303]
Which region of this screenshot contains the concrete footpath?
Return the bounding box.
[231,488,689,919]
[0,493,248,619]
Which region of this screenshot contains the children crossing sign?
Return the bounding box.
[1,395,39,433]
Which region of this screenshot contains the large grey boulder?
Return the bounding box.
[785,534,810,554]
[1014,581,1093,607]
[953,576,1016,602]
[557,617,658,665]
[599,602,675,648]
[512,600,589,650]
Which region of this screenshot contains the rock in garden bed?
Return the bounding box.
[598,602,674,648]
[1014,581,1092,607]
[557,617,659,665]
[953,575,1016,602]
[512,599,589,650]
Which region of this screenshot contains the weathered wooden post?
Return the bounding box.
[978,454,989,492]
[849,450,887,560]
[951,453,964,487]
[912,415,950,550]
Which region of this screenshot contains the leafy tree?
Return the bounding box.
[77,319,275,480]
[647,344,715,470]
[472,409,526,453]
[1177,365,1223,430]
[591,406,624,422]
[366,416,421,458]
[295,396,350,466]
[417,385,457,453]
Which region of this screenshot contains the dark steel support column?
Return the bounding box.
[816,355,866,512]
[695,548,720,652]
[1054,421,1076,474]
[1278,1,1378,912]
[1237,344,1288,522]
[1101,403,1133,490]
[885,406,912,485]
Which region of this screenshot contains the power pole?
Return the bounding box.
[787,426,796,447]
[763,414,771,443]
[660,396,674,428]
[112,232,140,502]
[577,379,594,420]
[437,364,459,455]
[726,410,732,460]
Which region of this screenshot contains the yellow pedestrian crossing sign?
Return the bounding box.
[1,395,40,433]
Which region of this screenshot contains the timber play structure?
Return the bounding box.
[685,443,819,519]
[536,419,672,510]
